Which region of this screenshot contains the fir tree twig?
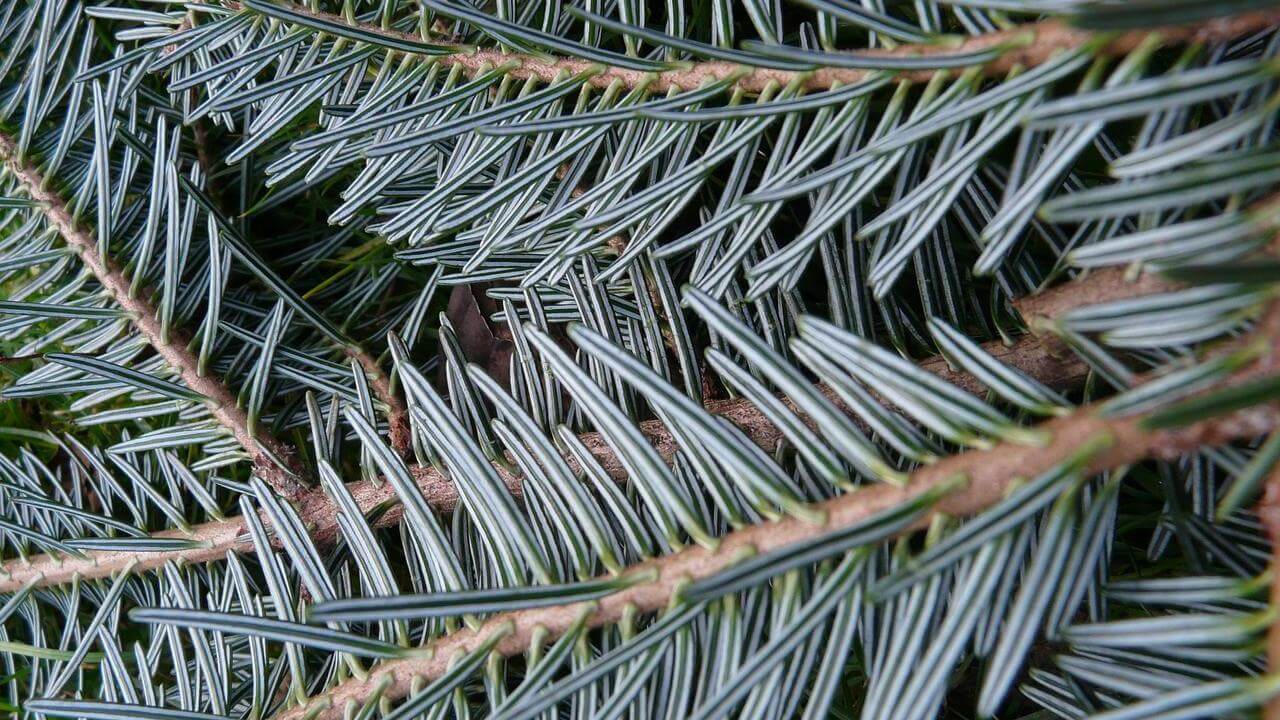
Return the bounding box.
[222,1,1280,93]
[0,133,309,499]
[276,334,1280,720]
[0,326,1082,592]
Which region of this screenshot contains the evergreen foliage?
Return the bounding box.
[1,1,1280,719]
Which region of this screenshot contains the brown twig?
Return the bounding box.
[346,347,412,456]
[1018,206,1280,720]
[219,2,1280,94]
[0,330,1082,593]
[275,351,1280,720]
[1016,192,1280,330]
[0,133,309,499]
[1014,266,1181,331]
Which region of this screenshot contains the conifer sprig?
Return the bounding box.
[2,2,1280,720]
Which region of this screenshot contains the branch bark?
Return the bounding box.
[0,133,308,499]
[1014,266,1181,331]
[345,347,412,456]
[219,2,1280,94]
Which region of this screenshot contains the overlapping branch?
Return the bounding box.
[221,1,1280,93]
[164,26,412,459]
[0,88,1087,592]
[0,222,1228,606]
[273,212,1280,717]
[195,0,1280,458]
[279,328,1280,720]
[8,9,1280,716]
[0,328,1081,592]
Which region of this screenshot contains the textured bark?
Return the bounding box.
[1014,267,1181,330]
[345,345,411,456]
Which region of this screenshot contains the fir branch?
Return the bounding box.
[222,1,1280,94]
[0,329,1081,593]
[276,340,1280,720]
[0,133,309,499]
[6,6,1280,714]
